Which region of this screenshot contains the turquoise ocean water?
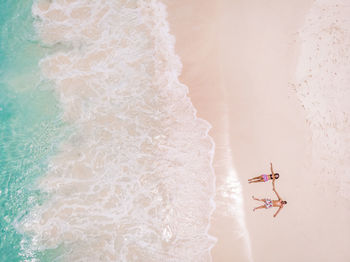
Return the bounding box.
[0,0,64,260]
[0,0,217,261]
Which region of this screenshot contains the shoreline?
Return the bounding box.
[163,0,255,260]
[163,0,314,261]
[4,0,350,261]
[21,1,219,260]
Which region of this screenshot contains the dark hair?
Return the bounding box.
[282,201,287,204]
[270,173,279,179]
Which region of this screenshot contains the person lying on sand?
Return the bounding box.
[248,162,279,183]
[252,183,287,218]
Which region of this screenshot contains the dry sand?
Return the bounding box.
[164,0,350,261]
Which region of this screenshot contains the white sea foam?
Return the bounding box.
[295,0,350,198]
[20,0,216,260]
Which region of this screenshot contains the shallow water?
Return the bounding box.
[0,0,65,260]
[0,0,217,261]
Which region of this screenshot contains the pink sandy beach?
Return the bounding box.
[13,0,350,260]
[164,0,350,261]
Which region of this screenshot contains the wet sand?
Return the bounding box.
[164,0,350,261]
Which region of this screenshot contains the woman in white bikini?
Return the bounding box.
[252,179,287,218]
[248,163,279,183]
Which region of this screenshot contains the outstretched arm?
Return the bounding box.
[270,162,275,175]
[271,163,276,190]
[273,188,281,200]
[273,206,283,218]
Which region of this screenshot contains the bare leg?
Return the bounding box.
[253,205,266,212]
[248,178,264,184]
[248,175,262,181]
[252,196,265,202]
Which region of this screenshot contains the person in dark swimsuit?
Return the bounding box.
[248,162,279,183]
